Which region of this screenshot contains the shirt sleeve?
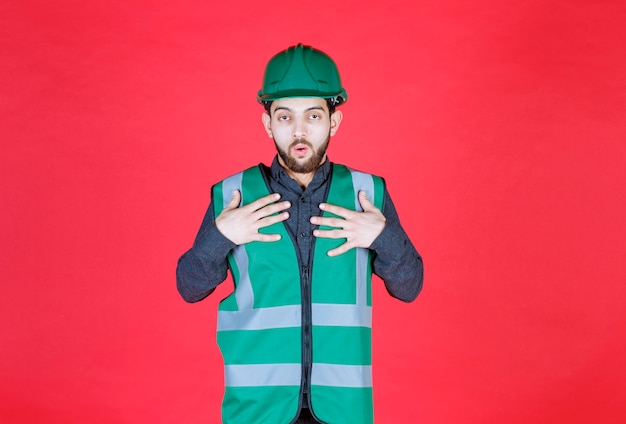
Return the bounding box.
[369,189,424,302]
[176,201,236,303]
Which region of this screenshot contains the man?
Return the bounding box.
[176,43,423,424]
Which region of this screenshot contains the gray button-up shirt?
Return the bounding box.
[177,156,423,303]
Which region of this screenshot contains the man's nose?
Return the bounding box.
[292,119,306,139]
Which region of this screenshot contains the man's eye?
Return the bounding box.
[278,115,289,120]
[309,114,319,119]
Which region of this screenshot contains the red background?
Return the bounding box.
[2,1,625,422]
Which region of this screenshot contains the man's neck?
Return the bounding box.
[284,168,315,190]
[277,157,327,190]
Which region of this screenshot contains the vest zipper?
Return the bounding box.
[301,264,312,401]
[301,168,332,418]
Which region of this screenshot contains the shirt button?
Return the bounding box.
[300,232,306,237]
[300,197,306,202]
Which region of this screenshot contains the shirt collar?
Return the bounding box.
[270,155,332,191]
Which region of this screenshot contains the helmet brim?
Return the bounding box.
[257,89,347,104]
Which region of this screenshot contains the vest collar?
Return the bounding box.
[270,155,332,193]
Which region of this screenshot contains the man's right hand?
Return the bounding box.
[215,190,290,245]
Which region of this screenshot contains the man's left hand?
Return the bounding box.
[310,191,386,256]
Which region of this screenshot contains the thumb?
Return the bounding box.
[225,190,242,210]
[358,190,373,210]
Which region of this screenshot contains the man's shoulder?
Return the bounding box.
[331,162,385,181]
[213,163,269,184]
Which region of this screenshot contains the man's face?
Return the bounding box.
[262,97,343,174]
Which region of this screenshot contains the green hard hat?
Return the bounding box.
[257,43,348,105]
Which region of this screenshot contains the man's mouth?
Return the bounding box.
[290,139,313,158]
[293,144,309,157]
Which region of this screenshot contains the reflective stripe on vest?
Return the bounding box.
[225,363,373,388]
[221,172,254,310]
[213,164,384,424]
[217,303,371,331]
[349,169,375,312]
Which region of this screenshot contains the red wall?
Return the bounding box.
[2,1,625,422]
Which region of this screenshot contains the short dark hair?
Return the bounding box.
[262,99,337,116]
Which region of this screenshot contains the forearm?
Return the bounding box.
[370,191,424,302]
[176,205,236,303]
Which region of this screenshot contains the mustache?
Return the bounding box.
[290,138,313,149]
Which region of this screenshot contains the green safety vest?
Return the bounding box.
[212,163,385,424]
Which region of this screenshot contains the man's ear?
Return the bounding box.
[329,110,343,136]
[262,112,273,138]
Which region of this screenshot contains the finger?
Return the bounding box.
[313,229,345,239]
[224,190,242,210]
[253,201,291,220]
[310,216,346,229]
[251,232,282,242]
[326,241,353,257]
[246,193,282,212]
[319,202,353,218]
[257,211,290,228]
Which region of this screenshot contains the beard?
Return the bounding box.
[275,135,330,174]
